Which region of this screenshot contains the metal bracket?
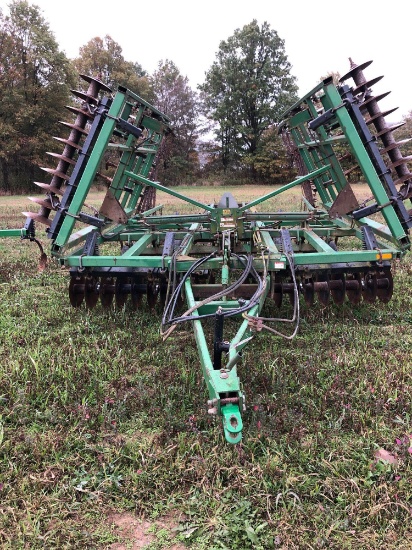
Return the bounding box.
[361,226,379,250]
[280,228,294,256]
[83,230,99,256]
[329,185,359,218]
[100,189,128,224]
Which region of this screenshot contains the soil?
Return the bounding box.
[108,512,187,549]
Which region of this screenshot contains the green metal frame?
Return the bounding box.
[0,228,29,238]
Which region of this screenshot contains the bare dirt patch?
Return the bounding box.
[108,512,186,549]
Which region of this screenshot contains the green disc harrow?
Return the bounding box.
[5,60,412,443]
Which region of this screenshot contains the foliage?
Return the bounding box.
[248,125,297,184]
[72,35,152,99]
[318,70,341,87]
[150,60,202,185]
[0,8,299,192]
[199,20,298,176]
[0,0,75,193]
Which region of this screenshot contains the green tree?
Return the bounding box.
[251,125,296,184]
[200,20,298,177]
[0,0,75,192]
[73,35,151,99]
[150,60,201,184]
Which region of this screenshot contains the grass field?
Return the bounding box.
[0,186,411,549]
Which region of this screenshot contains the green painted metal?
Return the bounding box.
[0,228,28,238]
[322,81,407,242]
[184,278,244,443]
[222,404,243,444]
[237,165,331,211]
[55,92,128,246]
[50,87,171,254]
[125,172,215,212]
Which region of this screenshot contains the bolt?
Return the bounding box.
[208,407,217,415]
[220,369,228,379]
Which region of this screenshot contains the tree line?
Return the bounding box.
[2,1,412,195]
[0,1,317,193]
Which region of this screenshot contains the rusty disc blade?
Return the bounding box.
[115,276,129,308]
[28,197,54,210]
[344,165,359,176]
[346,272,362,305]
[131,282,143,310]
[59,121,89,135]
[387,156,412,170]
[53,136,82,150]
[100,277,115,308]
[362,272,377,303]
[301,179,316,207]
[393,173,412,186]
[376,123,405,137]
[22,211,52,227]
[69,275,85,307]
[339,60,373,82]
[376,269,393,303]
[46,152,76,165]
[34,182,64,196]
[360,91,391,109]
[65,105,94,120]
[302,279,314,307]
[96,172,113,184]
[365,108,398,125]
[79,74,112,93]
[330,273,346,305]
[84,276,99,309]
[315,274,330,306]
[352,76,384,96]
[71,89,98,104]
[380,139,412,154]
[40,167,71,181]
[147,282,159,309]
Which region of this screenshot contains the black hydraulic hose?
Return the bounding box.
[161,231,203,322]
[162,253,252,327]
[162,252,216,327]
[161,254,267,336]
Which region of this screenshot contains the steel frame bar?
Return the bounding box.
[124,172,215,212]
[323,81,407,242]
[0,229,28,238]
[53,91,128,249]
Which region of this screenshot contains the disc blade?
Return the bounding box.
[22,211,52,226]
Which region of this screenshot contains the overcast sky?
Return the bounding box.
[1,0,411,121]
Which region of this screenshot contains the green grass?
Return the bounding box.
[0,187,411,549]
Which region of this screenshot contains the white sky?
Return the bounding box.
[1,0,411,121]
